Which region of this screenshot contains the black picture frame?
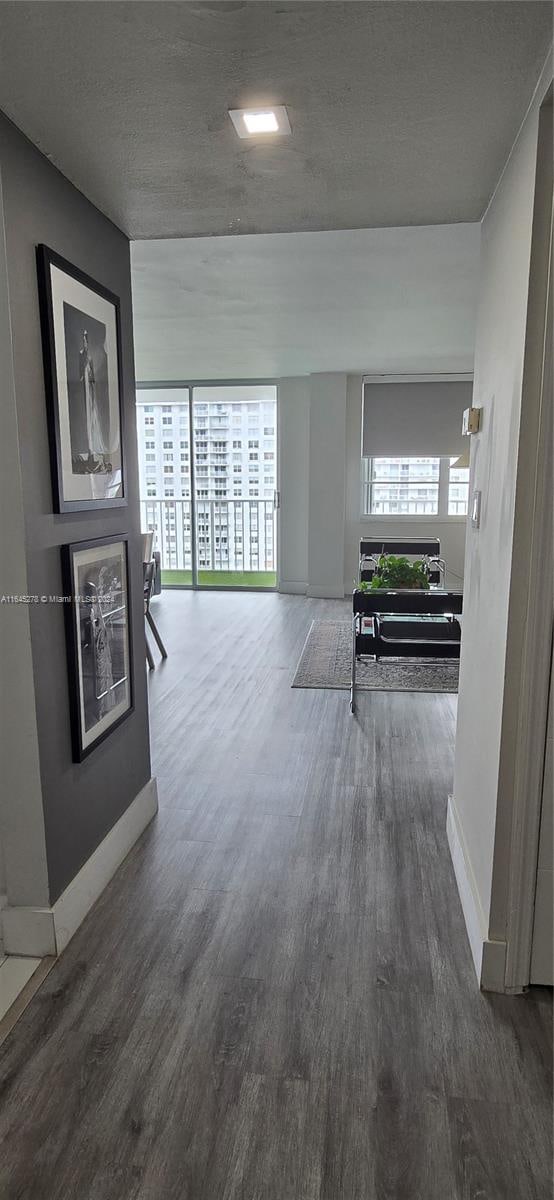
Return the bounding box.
[37,244,127,513]
[61,535,134,762]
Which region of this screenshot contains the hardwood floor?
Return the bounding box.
[0,591,551,1199]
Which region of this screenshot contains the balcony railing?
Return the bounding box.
[140,497,276,580]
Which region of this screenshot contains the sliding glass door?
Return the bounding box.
[136,383,277,589]
[137,387,194,585]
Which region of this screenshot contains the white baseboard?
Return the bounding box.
[446,795,486,983]
[480,937,508,992]
[278,581,308,595]
[446,795,507,992]
[1,777,158,957]
[306,584,346,599]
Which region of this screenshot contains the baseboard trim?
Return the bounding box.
[279,581,308,595]
[1,777,158,957]
[306,585,346,599]
[481,937,508,993]
[446,794,487,984]
[446,795,509,992]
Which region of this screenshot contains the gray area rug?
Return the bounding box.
[292,619,459,694]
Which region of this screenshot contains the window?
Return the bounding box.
[362,456,469,517]
[144,416,154,426]
[363,457,439,515]
[448,461,470,515]
[138,385,276,579]
[143,405,153,413]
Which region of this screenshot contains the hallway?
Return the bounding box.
[0,591,551,1199]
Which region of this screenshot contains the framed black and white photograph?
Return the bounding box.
[37,245,126,511]
[62,536,133,761]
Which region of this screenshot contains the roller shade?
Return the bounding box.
[362,379,472,458]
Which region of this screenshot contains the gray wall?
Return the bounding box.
[0,168,50,909]
[0,112,151,904]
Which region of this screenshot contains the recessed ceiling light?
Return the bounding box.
[244,111,278,134]
[229,105,291,139]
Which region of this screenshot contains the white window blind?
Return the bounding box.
[362,378,472,458]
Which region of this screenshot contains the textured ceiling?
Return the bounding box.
[131,224,480,380]
[0,2,551,238]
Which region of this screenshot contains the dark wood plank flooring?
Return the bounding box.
[0,591,551,1199]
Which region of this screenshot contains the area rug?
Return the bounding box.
[292,620,459,694]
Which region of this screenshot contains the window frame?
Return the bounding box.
[361,455,469,521]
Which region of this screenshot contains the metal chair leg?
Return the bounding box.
[145,631,155,671]
[350,615,357,714]
[146,609,168,659]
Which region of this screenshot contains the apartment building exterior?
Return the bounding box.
[136,390,277,576]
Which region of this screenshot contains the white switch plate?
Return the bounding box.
[471,489,481,528]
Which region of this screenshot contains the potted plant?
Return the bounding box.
[360,553,430,591]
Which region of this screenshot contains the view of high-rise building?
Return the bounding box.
[362,456,470,516]
[136,386,278,586]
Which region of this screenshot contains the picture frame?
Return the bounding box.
[61,535,134,761]
[37,244,127,512]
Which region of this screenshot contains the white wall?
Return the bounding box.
[307,374,347,599]
[344,374,467,592]
[449,58,552,987]
[279,369,470,598]
[278,377,310,593]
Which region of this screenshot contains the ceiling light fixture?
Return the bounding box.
[244,111,278,134]
[229,105,291,139]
